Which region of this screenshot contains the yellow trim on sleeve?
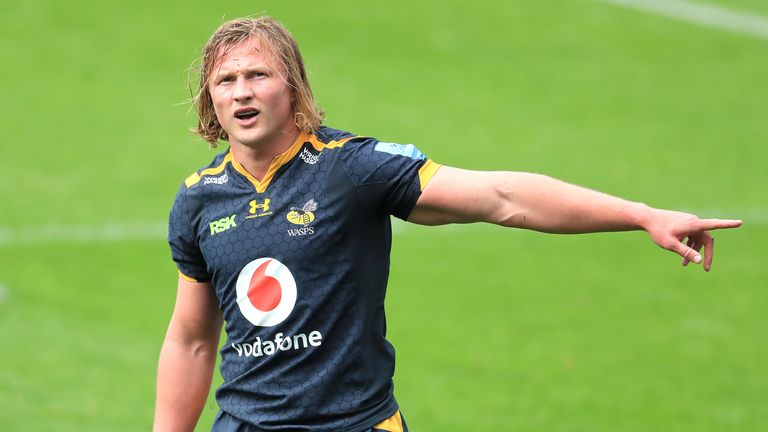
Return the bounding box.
[373,410,404,432]
[418,159,441,190]
[178,271,199,282]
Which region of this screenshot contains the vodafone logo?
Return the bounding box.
[235,258,297,327]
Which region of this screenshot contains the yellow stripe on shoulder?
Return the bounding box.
[184,172,201,188]
[325,135,358,149]
[418,159,442,190]
[308,134,361,151]
[184,153,233,188]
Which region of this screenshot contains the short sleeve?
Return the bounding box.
[167,184,211,282]
[339,138,441,220]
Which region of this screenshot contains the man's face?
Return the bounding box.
[208,38,295,149]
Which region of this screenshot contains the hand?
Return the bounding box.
[641,208,742,271]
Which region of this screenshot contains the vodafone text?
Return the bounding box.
[232,331,323,357]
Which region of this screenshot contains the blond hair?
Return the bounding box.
[191,16,324,147]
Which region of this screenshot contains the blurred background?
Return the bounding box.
[1,0,766,430]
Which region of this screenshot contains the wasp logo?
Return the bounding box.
[287,199,317,226]
[286,199,317,237]
[246,198,273,219]
[210,214,237,235]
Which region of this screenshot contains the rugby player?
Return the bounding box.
[153,16,742,432]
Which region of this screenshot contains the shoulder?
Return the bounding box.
[180,149,231,190]
[313,125,359,144]
[312,126,435,189]
[170,148,232,214]
[311,125,423,160]
[306,125,373,155]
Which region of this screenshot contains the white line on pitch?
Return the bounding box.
[602,0,768,40]
[0,222,167,247]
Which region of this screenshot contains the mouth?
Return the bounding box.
[234,108,260,121]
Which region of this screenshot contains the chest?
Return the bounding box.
[204,194,327,269]
[192,159,362,281]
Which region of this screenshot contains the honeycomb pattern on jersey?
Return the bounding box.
[168,131,426,431]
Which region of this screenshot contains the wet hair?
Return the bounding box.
[190,16,324,147]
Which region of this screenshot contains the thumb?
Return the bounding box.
[670,241,702,264]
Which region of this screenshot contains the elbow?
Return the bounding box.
[163,333,219,361]
[489,172,543,228]
[163,322,221,359]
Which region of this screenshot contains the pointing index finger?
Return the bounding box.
[697,219,743,231]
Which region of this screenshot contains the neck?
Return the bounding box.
[229,126,302,181]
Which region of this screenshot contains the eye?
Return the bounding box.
[248,70,268,79]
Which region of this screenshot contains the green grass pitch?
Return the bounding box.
[1,1,766,431]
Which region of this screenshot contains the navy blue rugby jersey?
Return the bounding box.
[168,126,441,431]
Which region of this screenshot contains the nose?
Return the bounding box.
[233,76,253,102]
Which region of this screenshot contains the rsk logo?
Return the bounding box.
[235,258,297,326]
[210,214,237,235]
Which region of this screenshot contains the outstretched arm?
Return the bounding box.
[409,166,742,271]
[154,277,223,431]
